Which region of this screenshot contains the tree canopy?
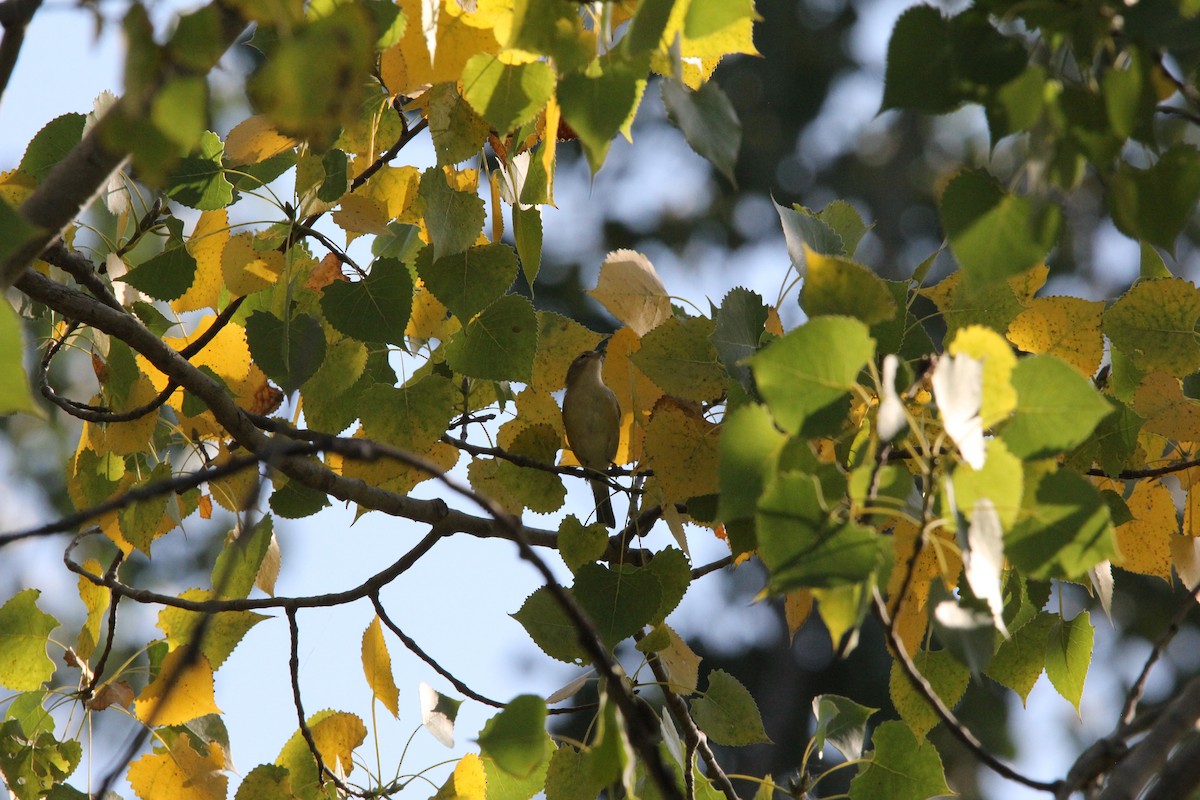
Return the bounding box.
[3,0,1200,799]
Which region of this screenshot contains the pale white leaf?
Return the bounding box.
[964,498,1008,638]
[496,152,533,211]
[1172,537,1200,595]
[255,530,281,597]
[422,0,439,65]
[589,250,672,336]
[1088,560,1114,623]
[419,682,458,748]
[546,669,593,704]
[876,354,907,441]
[660,711,685,766]
[932,353,986,469]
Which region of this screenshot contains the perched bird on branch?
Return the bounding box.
[562,348,620,527]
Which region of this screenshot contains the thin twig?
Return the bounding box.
[287,607,355,795]
[0,0,40,111]
[84,551,125,699]
[872,590,1062,793]
[1118,578,1200,725]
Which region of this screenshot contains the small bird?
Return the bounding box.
[562,348,621,527]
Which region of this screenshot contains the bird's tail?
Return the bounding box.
[590,477,616,528]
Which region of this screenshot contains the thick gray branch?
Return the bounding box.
[1097,674,1200,800]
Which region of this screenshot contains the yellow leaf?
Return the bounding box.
[765,305,784,337]
[1133,372,1200,441]
[1185,485,1200,537]
[530,311,605,393]
[540,96,560,206]
[134,648,222,726]
[362,616,400,718]
[127,741,227,800]
[783,589,813,643]
[256,530,281,596]
[224,114,296,166]
[1007,296,1105,377]
[173,210,229,313]
[589,249,672,336]
[658,624,701,694]
[81,372,160,456]
[946,324,1017,426]
[364,164,422,221]
[1101,477,1175,582]
[209,441,259,513]
[342,433,460,497]
[407,280,454,341]
[643,396,719,504]
[600,326,662,465]
[499,389,565,449]
[434,753,488,800]
[886,521,961,656]
[0,168,37,206]
[221,232,285,296]
[381,0,501,97]
[75,559,110,661]
[333,193,393,238]
[139,317,267,439]
[308,710,368,777]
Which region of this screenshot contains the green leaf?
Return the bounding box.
[508,0,589,70]
[717,403,786,528]
[1044,612,1093,713]
[317,148,349,203]
[888,649,969,738]
[1006,468,1116,579]
[630,315,726,401]
[940,168,1061,285]
[952,439,1023,528]
[986,65,1046,143]
[1003,355,1112,459]
[245,310,326,394]
[117,462,172,553]
[119,237,198,302]
[467,424,566,514]
[416,242,519,321]
[0,720,82,800]
[247,5,375,148]
[817,200,870,256]
[684,0,757,38]
[881,6,957,113]
[428,81,492,166]
[849,721,951,800]
[482,736,554,800]
[661,77,741,186]
[756,473,883,590]
[0,590,59,691]
[624,0,675,55]
[445,294,538,381]
[573,563,663,650]
[710,287,768,392]
[986,611,1054,703]
[690,669,771,746]
[234,764,295,800]
[0,301,37,416]
[158,590,269,670]
[478,696,549,778]
[773,198,843,272]
[0,197,42,273]
[167,5,229,70]
[1103,277,1200,377]
[19,114,85,183]
[1109,145,1200,251]
[545,746,608,800]
[512,586,585,664]
[646,547,691,624]
[211,516,274,600]
[461,56,555,134]
[320,257,413,345]
[557,515,608,573]
[513,204,542,286]
[270,477,331,519]
[811,694,877,761]
[750,316,875,436]
[800,248,897,324]
[152,77,209,150]
[419,167,487,260]
[557,61,642,173]
[300,336,369,434]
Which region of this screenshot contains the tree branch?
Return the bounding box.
[0,3,248,290]
[1119,578,1200,726]
[1096,674,1200,800]
[0,0,39,110]
[871,590,1062,793]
